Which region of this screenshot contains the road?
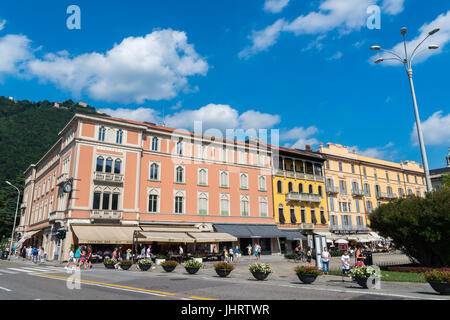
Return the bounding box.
[0,258,447,301]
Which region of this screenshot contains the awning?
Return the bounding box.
[313,230,335,239]
[16,230,42,247]
[277,229,306,241]
[357,236,371,243]
[187,232,237,243]
[247,225,284,238]
[137,231,195,243]
[369,231,382,240]
[72,225,136,244]
[347,236,359,241]
[213,224,252,238]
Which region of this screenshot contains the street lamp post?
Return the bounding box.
[5,181,21,260]
[371,27,440,193]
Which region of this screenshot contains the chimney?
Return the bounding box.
[305,145,311,151]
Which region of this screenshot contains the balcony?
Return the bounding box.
[330,224,357,233]
[352,189,366,197]
[298,223,314,230]
[90,210,123,221]
[326,185,339,194]
[354,225,369,232]
[94,172,124,184]
[285,192,322,203]
[48,211,65,222]
[56,173,69,186]
[376,192,397,200]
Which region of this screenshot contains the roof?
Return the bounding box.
[430,167,450,176]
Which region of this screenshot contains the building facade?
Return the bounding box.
[429,148,450,190]
[318,143,427,241]
[271,147,328,252]
[18,113,281,260]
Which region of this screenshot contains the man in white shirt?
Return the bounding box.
[341,250,351,282]
[321,247,330,275]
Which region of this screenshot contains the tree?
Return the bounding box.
[443,173,450,188]
[369,186,450,267]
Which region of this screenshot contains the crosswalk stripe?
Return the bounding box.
[21,267,52,272]
[7,268,34,273]
[0,269,17,274]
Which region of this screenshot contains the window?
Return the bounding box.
[318,185,323,197]
[320,210,326,224]
[363,167,367,179]
[398,188,404,197]
[52,172,56,189]
[176,140,183,155]
[111,193,119,210]
[330,215,337,226]
[259,197,268,217]
[258,154,265,166]
[308,184,313,194]
[374,169,377,180]
[276,180,283,193]
[339,180,347,194]
[278,205,285,224]
[148,194,158,213]
[221,147,227,162]
[239,151,246,164]
[288,182,293,193]
[375,185,381,197]
[102,193,110,210]
[175,196,184,214]
[386,171,389,182]
[220,171,229,187]
[98,126,106,141]
[151,137,159,151]
[198,192,208,215]
[357,216,363,226]
[300,207,306,223]
[116,129,123,144]
[114,159,121,174]
[220,194,230,216]
[93,192,101,209]
[105,158,113,173]
[240,173,248,189]
[298,183,303,193]
[290,206,296,224]
[397,173,401,183]
[338,162,343,172]
[150,163,159,180]
[311,208,317,224]
[47,177,50,193]
[329,197,335,211]
[355,199,360,213]
[314,164,323,176]
[364,183,371,196]
[198,168,208,185]
[325,160,330,169]
[240,196,249,216]
[49,195,53,213]
[258,175,266,191]
[175,166,184,183]
[366,200,373,213]
[414,176,418,184]
[351,164,355,174]
[387,186,393,196]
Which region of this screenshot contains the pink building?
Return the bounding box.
[17,113,283,260]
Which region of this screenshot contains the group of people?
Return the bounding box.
[222,245,241,263]
[246,243,262,260]
[65,245,93,270]
[22,246,45,263]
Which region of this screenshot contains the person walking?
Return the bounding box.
[65,249,75,270]
[223,247,229,262]
[233,245,240,263]
[321,247,330,275]
[341,250,351,282]
[306,247,312,266]
[78,246,86,269]
[32,247,39,263]
[355,246,366,267]
[253,243,259,261]
[141,246,146,259]
[113,247,122,270]
[84,246,93,270]
[39,247,46,264]
[246,244,252,260]
[228,247,234,263]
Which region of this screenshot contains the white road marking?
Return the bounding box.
[7,268,34,273]
[0,269,17,274]
[22,267,53,272]
[0,286,11,292]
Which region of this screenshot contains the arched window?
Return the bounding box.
[290,206,297,224]
[176,166,184,183]
[311,208,317,224]
[298,183,303,193]
[220,171,229,187]
[98,126,106,141]
[198,193,208,215]
[320,208,326,224]
[220,194,230,216]
[175,192,184,214]
[116,129,123,144]
[150,163,159,180]
[240,173,248,189]
[151,137,158,151]
[114,159,121,174]
[288,182,293,193]
[148,189,159,213]
[105,158,113,173]
[318,185,323,197]
[258,176,266,191]
[277,180,283,194]
[176,140,183,155]
[240,196,249,216]
[278,205,285,224]
[199,169,207,185]
[300,207,306,223]
[308,184,313,194]
[96,156,104,172]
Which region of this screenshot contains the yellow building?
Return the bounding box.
[318,143,427,241]
[272,146,328,252]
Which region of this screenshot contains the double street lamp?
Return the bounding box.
[5,181,21,260]
[371,27,440,193]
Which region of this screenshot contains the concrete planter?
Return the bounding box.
[215,268,232,277]
[162,265,176,273]
[297,273,318,284]
[185,267,200,275]
[428,281,450,295]
[251,271,270,281]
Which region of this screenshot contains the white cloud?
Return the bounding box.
[26,29,208,103]
[350,142,395,159]
[264,0,290,14]
[326,51,343,60]
[281,126,319,149]
[0,20,6,31]
[239,19,285,59]
[0,34,33,76]
[411,110,450,146]
[382,0,405,15]
[239,110,281,129]
[99,107,161,124]
[372,10,450,65]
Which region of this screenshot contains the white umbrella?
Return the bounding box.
[334,239,348,244]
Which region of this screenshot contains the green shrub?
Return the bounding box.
[295,266,321,276]
[421,270,450,283]
[213,262,235,271]
[104,258,117,265]
[161,260,178,267]
[184,259,203,268]
[137,258,153,266]
[284,253,297,260]
[249,263,272,274]
[121,260,133,266]
[156,254,166,259]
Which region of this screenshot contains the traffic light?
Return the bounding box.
[56,228,66,240]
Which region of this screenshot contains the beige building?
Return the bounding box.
[318,143,427,240]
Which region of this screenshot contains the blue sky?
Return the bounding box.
[0,0,449,169]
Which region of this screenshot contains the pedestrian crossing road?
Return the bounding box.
[0,266,67,275]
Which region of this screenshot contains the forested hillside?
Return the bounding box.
[0,96,100,239]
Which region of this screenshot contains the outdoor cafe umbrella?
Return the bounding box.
[334,239,349,244]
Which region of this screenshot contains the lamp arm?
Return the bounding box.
[381,49,404,61]
[410,34,431,64]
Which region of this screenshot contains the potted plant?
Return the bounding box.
[348,266,379,288]
[422,270,450,295]
[137,258,153,271]
[193,254,203,263]
[214,262,235,277]
[103,258,117,269]
[249,263,272,281]
[155,254,166,266]
[184,259,203,274]
[295,266,322,284]
[120,260,133,270]
[161,259,178,272]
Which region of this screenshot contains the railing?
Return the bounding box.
[272,170,324,182]
[285,192,322,203]
[352,189,365,197]
[298,223,314,230]
[354,225,369,231]
[56,173,68,186]
[90,210,123,220]
[94,172,124,183]
[376,192,397,200]
[326,186,338,194]
[48,211,65,222]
